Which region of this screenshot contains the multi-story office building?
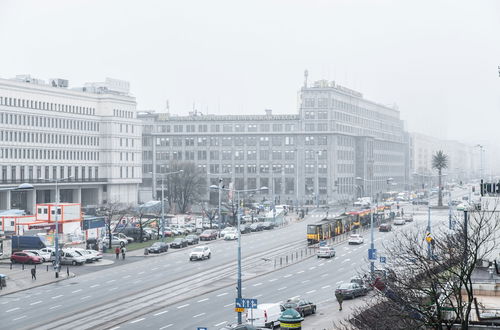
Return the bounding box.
[140,77,408,206]
[0,75,142,214]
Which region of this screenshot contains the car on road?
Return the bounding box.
[170,237,188,248]
[185,234,199,245]
[348,234,364,245]
[280,298,316,317]
[403,215,414,222]
[11,251,42,264]
[450,200,461,206]
[239,224,252,234]
[335,282,368,299]
[224,230,239,240]
[393,218,406,225]
[199,229,218,241]
[220,226,236,238]
[147,242,169,253]
[249,223,264,232]
[261,222,274,230]
[189,246,211,261]
[316,245,336,258]
[350,276,371,290]
[245,303,281,328]
[23,249,50,262]
[379,223,392,232]
[412,199,429,205]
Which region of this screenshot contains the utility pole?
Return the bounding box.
[426,206,432,259]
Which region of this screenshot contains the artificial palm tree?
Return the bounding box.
[432,150,449,207]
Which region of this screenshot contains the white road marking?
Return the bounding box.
[130,318,145,324]
[318,263,325,266]
[302,280,310,284]
[90,284,100,288]
[309,266,316,270]
[255,294,263,298]
[52,295,63,299]
[321,273,329,277]
[341,258,351,263]
[133,280,141,284]
[322,285,331,289]
[306,290,316,294]
[151,267,158,271]
[224,303,233,307]
[72,289,82,293]
[269,278,278,282]
[30,301,42,305]
[351,263,357,267]
[109,327,120,330]
[138,271,145,275]
[109,287,118,291]
[106,279,116,283]
[154,310,169,316]
[193,312,206,318]
[341,254,346,257]
[159,324,173,329]
[296,270,305,274]
[253,283,263,287]
[49,305,62,310]
[336,281,343,284]
[6,308,20,313]
[217,292,228,297]
[122,275,131,279]
[197,298,209,303]
[0,301,8,305]
[283,274,292,278]
[13,315,27,321]
[277,286,287,290]
[215,321,227,327]
[327,259,333,263]
[177,304,189,309]
[338,267,344,271]
[81,295,91,300]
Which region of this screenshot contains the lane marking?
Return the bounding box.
[322,285,331,289]
[122,275,131,279]
[193,312,206,318]
[336,281,343,284]
[81,296,91,300]
[309,266,316,270]
[52,295,63,299]
[283,274,292,278]
[151,267,158,271]
[90,284,100,288]
[217,292,228,297]
[215,321,227,327]
[13,315,27,321]
[177,304,189,309]
[224,303,233,307]
[255,294,263,298]
[197,298,209,303]
[72,289,82,293]
[306,290,316,294]
[109,327,120,330]
[30,301,43,305]
[338,267,344,272]
[296,270,305,274]
[106,279,116,283]
[109,287,118,291]
[268,278,278,282]
[154,310,169,316]
[159,324,173,329]
[318,263,325,266]
[138,271,145,275]
[130,318,145,324]
[278,287,287,291]
[49,305,62,310]
[301,280,310,284]
[253,283,263,287]
[341,258,351,263]
[6,307,20,313]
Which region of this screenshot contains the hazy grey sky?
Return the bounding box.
[1,0,499,146]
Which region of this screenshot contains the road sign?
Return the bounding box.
[235,298,258,309]
[380,256,386,264]
[368,248,377,260]
[197,328,208,330]
[234,307,245,312]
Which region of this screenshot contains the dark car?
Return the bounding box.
[403,215,414,222]
[199,229,218,241]
[185,234,199,245]
[412,199,429,205]
[280,298,316,317]
[350,276,372,291]
[335,282,368,299]
[261,222,274,230]
[170,237,188,248]
[10,251,42,264]
[249,223,263,232]
[147,242,168,253]
[239,224,251,234]
[379,223,392,232]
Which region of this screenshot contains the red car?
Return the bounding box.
[10,252,42,264]
[199,229,218,241]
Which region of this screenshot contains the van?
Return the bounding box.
[245,303,281,328]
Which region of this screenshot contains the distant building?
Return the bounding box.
[139,78,408,206]
[0,75,142,213]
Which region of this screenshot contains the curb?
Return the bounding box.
[0,272,76,297]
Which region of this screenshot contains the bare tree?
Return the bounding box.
[200,202,218,229]
[98,201,131,249]
[343,204,499,330]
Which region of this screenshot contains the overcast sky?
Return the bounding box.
[1,0,499,166]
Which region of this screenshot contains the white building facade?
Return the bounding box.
[0,75,142,214]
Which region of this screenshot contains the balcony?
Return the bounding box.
[0,178,109,185]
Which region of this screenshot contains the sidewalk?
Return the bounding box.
[0,262,74,296]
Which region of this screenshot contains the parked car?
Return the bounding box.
[189,246,211,261]
[280,298,316,317]
[163,227,174,237]
[316,245,336,258]
[199,229,218,241]
[350,276,372,290]
[379,223,392,232]
[185,234,199,245]
[403,215,414,222]
[348,234,364,245]
[224,229,239,240]
[170,237,188,248]
[335,282,368,299]
[393,218,406,225]
[249,223,264,232]
[148,242,169,253]
[51,250,86,266]
[10,251,42,264]
[245,303,281,328]
[412,199,429,205]
[23,249,50,262]
[102,236,127,248]
[450,200,461,206]
[85,249,103,261]
[143,227,158,240]
[239,224,252,234]
[261,222,274,230]
[220,226,237,238]
[115,232,134,243]
[68,248,95,263]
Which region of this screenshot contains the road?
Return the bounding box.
[0,190,467,330]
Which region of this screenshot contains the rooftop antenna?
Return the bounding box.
[304,69,308,88]
[165,100,170,115]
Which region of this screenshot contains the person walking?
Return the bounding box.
[121,246,126,260]
[31,267,36,280]
[401,208,404,216]
[335,291,344,311]
[115,246,120,260]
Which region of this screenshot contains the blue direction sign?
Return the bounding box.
[380,256,386,264]
[368,248,377,261]
[235,298,258,309]
[197,328,208,330]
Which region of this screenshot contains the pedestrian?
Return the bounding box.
[335,291,344,311]
[401,208,404,216]
[31,267,36,280]
[115,246,120,260]
[121,246,126,260]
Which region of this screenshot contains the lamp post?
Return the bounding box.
[153,170,183,241]
[356,176,393,277]
[210,185,268,324]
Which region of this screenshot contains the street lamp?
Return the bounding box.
[211,185,268,324]
[153,170,183,241]
[39,176,73,278]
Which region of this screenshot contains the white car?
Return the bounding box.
[224,230,239,240]
[220,227,236,238]
[348,234,364,245]
[84,249,103,261]
[24,249,50,262]
[393,218,406,225]
[102,236,128,248]
[316,246,336,258]
[189,246,211,261]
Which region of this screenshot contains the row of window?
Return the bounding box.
[119,166,136,178]
[113,109,134,119]
[0,130,99,146]
[151,149,327,162]
[155,123,297,134]
[0,148,99,161]
[0,112,99,131]
[0,96,96,116]
[0,165,99,182]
